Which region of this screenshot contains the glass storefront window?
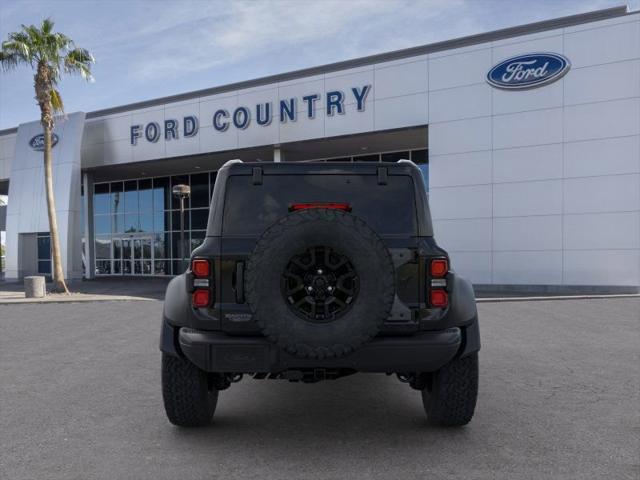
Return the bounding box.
[191,209,208,230]
[171,210,190,231]
[153,211,168,232]
[38,260,52,274]
[153,177,170,211]
[95,236,111,259]
[171,232,187,259]
[95,215,110,235]
[113,238,122,260]
[111,182,123,215]
[91,150,427,276]
[124,180,138,213]
[153,233,168,258]
[94,184,110,214]
[96,260,111,275]
[154,260,170,275]
[190,173,209,208]
[139,179,153,212]
[37,234,51,260]
[124,213,139,233]
[139,212,153,232]
[37,232,52,275]
[112,214,124,234]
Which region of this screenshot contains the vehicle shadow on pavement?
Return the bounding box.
[169,373,475,440]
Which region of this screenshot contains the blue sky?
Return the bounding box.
[0,0,635,130]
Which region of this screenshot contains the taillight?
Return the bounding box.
[430,259,448,277]
[192,289,210,308]
[289,202,351,212]
[428,257,449,308]
[191,259,212,308]
[192,259,210,277]
[430,289,448,307]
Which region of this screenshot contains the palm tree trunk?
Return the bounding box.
[43,122,69,294]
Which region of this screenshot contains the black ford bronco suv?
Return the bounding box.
[160,160,480,427]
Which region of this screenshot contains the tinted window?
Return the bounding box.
[222,174,417,235]
[190,173,210,208]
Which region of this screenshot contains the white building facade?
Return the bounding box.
[0,6,638,292]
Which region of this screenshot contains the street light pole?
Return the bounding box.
[172,184,191,273]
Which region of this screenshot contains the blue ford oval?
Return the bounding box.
[487,53,570,90]
[29,133,59,151]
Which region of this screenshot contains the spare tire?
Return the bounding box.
[245,208,395,359]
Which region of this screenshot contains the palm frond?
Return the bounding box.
[50,88,64,113]
[53,32,72,50]
[64,47,94,81]
[0,51,20,70]
[22,24,42,47]
[41,17,54,35]
[2,37,32,63]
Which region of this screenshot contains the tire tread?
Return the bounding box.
[423,353,478,427]
[161,353,218,427]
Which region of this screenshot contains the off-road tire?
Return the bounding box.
[162,353,218,427]
[245,208,395,359]
[422,353,478,426]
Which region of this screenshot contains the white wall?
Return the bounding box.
[429,12,640,287]
[5,113,85,280]
[0,133,16,181]
[81,57,429,167]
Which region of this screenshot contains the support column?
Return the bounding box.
[83,172,95,279]
[273,146,282,163]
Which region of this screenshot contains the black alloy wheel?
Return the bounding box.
[282,245,359,322]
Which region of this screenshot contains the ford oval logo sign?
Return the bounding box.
[487,53,570,90]
[29,133,59,151]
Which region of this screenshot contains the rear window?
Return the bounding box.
[222,174,417,235]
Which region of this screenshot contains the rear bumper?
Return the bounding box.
[177,327,462,373]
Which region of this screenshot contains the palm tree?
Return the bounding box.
[0,18,94,293]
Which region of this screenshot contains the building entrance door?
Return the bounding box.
[114,236,153,275]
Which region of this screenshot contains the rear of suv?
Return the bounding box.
[160,160,480,427]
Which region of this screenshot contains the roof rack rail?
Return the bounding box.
[398,159,418,167]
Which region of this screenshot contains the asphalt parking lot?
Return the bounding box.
[1,297,638,480]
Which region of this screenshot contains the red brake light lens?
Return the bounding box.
[430,259,449,277]
[430,289,448,308]
[192,289,210,308]
[192,259,210,277]
[290,202,351,212]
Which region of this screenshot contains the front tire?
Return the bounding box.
[162,353,218,427]
[422,353,478,426]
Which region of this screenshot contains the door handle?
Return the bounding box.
[235,261,245,303]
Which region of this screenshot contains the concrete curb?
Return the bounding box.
[0,295,158,305]
[476,293,640,303]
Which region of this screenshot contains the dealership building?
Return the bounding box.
[0,6,639,292]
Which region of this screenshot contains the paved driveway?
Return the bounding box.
[1,298,638,479]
